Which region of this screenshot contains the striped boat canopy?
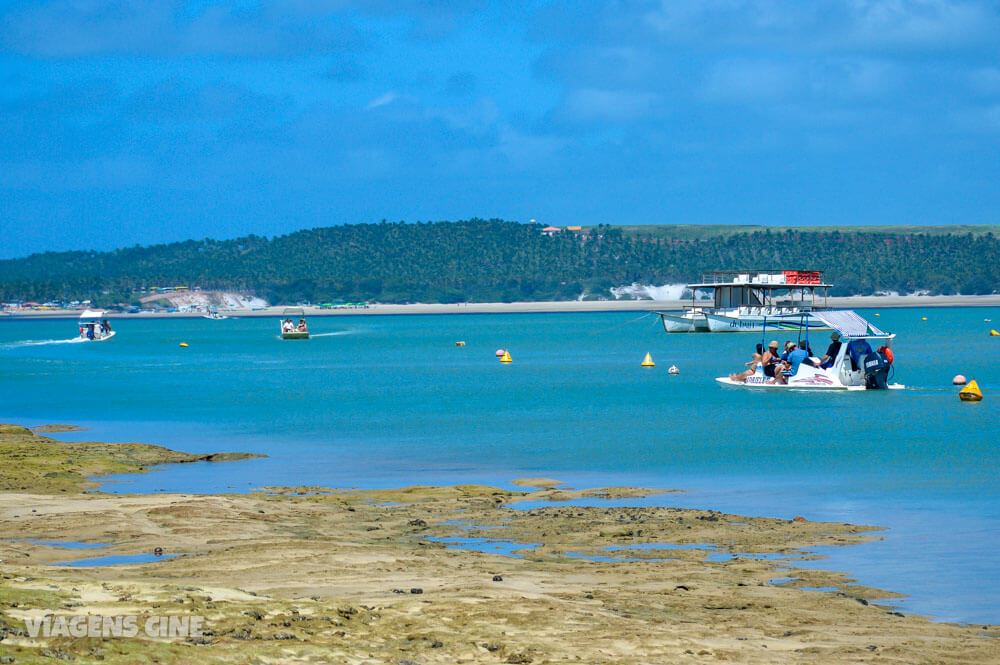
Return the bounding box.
[811,310,886,337]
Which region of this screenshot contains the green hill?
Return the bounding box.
[1,220,997,305]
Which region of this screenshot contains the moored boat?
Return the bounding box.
[716,310,903,391]
[658,270,831,333]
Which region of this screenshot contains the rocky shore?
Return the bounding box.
[0,425,996,664]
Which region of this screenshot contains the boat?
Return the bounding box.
[657,270,831,333]
[716,310,904,391]
[203,308,228,320]
[280,307,309,340]
[78,309,116,342]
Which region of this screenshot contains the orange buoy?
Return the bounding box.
[959,380,982,402]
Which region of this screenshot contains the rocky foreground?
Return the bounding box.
[0,425,997,664]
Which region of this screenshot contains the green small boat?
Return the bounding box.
[279,308,309,340]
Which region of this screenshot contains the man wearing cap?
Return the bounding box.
[819,332,842,369]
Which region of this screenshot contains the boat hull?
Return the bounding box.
[658,312,709,333]
[704,313,831,333]
[81,330,116,342]
[281,331,309,340]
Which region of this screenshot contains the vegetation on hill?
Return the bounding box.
[0,220,997,305]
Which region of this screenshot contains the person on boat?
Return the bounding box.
[296,318,308,332]
[819,332,841,368]
[282,319,294,332]
[102,319,111,334]
[729,353,763,382]
[761,340,782,381]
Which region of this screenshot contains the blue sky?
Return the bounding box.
[2,0,999,258]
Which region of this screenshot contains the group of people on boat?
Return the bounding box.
[728,330,890,384]
[79,319,111,340]
[729,332,845,384]
[281,318,308,333]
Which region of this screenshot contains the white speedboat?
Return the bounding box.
[717,310,903,391]
[203,309,228,320]
[657,270,831,333]
[78,309,116,342]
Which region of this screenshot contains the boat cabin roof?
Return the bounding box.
[688,269,831,289]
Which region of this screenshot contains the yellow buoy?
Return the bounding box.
[500,350,512,363]
[990,330,999,337]
[641,352,655,367]
[921,317,927,321]
[875,313,880,316]
[179,342,189,347]
[455,341,466,346]
[959,380,983,402]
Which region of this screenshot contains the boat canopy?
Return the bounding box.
[810,310,886,338]
[281,307,305,317]
[78,309,105,319]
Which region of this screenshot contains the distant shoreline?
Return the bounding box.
[4,294,1000,319]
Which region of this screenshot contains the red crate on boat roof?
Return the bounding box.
[782,270,821,285]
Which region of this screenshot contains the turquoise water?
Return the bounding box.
[2,309,998,623]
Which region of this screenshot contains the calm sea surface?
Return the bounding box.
[2,308,998,623]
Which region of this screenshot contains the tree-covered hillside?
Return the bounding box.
[1,220,997,305]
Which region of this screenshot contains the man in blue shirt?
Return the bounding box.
[785,343,820,378]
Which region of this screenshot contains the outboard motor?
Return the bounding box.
[863,350,891,389]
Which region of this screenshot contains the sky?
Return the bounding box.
[2,0,999,258]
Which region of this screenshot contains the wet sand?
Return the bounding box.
[1,425,998,664]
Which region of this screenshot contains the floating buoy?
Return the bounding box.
[500,350,512,363]
[455,341,466,347]
[959,380,982,402]
[495,349,505,358]
[179,342,189,347]
[875,313,880,317]
[921,317,927,321]
[668,365,680,375]
[641,352,654,367]
[953,375,967,385]
[990,330,999,337]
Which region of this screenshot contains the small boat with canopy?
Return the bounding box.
[716,310,903,390]
[78,309,116,342]
[279,307,309,340]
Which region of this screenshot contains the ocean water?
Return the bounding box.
[2,308,998,623]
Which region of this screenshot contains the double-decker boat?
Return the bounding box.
[657,269,831,333]
[716,310,903,391]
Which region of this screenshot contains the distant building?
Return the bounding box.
[566,226,582,231]
[541,226,561,236]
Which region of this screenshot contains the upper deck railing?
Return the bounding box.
[693,269,829,287]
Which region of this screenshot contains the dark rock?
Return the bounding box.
[431,640,443,648]
[392,588,406,594]
[482,643,500,652]
[272,631,296,640]
[410,588,423,594]
[856,598,869,606]
[408,519,428,527]
[492,575,503,582]
[153,547,164,556]
[674,585,690,591]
